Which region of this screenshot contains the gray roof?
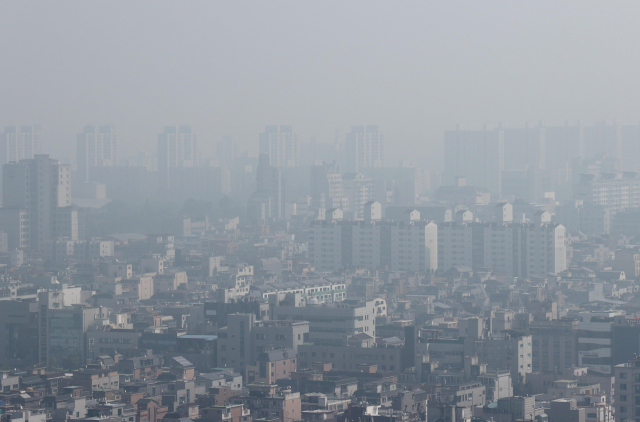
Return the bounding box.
[257,348,296,362]
[171,356,194,367]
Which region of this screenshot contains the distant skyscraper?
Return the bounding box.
[248,153,285,222]
[259,125,299,167]
[157,125,198,189]
[0,125,43,165]
[342,172,374,219]
[76,125,118,182]
[157,125,198,169]
[0,155,81,251]
[216,136,236,165]
[310,162,344,209]
[344,125,384,172]
[502,122,546,170]
[444,124,504,194]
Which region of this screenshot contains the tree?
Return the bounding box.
[48,357,58,370]
[513,373,532,397]
[61,353,81,370]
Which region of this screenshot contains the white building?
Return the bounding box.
[251,278,347,303]
[310,162,345,209]
[342,173,374,219]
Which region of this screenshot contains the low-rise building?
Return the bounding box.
[230,384,301,422]
[246,349,297,384]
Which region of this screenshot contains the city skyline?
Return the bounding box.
[1,3,640,422]
[4,2,640,169]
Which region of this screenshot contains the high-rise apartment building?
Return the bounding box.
[157,125,198,168]
[444,121,589,196]
[573,172,640,212]
[157,125,198,189]
[342,173,374,219]
[437,204,567,278]
[259,126,299,168]
[310,162,344,209]
[76,125,118,182]
[502,122,546,170]
[0,125,43,165]
[554,201,610,236]
[216,136,236,165]
[444,125,505,195]
[0,155,81,251]
[344,125,384,172]
[309,205,438,273]
[248,154,285,222]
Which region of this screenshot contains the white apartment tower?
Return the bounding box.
[342,173,374,219]
[157,125,198,169]
[259,125,299,168]
[76,125,118,182]
[437,206,566,278]
[0,125,43,165]
[157,125,198,190]
[0,155,81,251]
[309,215,438,273]
[345,125,384,172]
[310,162,345,209]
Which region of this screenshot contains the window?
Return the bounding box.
[621,395,627,402]
[621,384,628,390]
[621,372,628,379]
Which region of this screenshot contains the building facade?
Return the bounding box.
[76,125,118,183]
[309,218,438,273]
[1,155,79,251]
[344,125,384,173]
[0,125,43,165]
[259,126,299,168]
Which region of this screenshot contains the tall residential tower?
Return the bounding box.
[76,125,118,182]
[0,125,43,165]
[259,125,299,168]
[0,155,82,251]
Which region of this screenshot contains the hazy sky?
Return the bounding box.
[2,1,640,168]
